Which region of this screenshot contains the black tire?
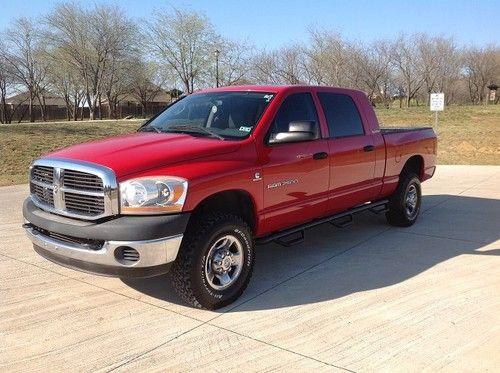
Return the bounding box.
[386,173,422,227]
[170,212,255,309]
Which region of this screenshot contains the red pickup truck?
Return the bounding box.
[23,85,436,309]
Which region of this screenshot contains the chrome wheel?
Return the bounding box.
[405,184,418,218]
[205,235,243,290]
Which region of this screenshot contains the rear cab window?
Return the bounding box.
[318,93,365,138]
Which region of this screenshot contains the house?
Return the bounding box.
[102,90,172,118]
[5,91,67,121]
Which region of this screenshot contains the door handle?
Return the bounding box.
[313,152,328,160]
[363,145,375,152]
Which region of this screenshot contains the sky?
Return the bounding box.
[0,0,498,49]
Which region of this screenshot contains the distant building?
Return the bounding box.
[101,90,172,118]
[5,91,67,121]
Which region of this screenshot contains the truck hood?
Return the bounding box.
[46,132,241,179]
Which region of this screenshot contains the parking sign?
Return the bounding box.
[430,93,444,111]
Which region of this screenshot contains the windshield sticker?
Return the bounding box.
[239,126,252,132]
[264,94,273,102]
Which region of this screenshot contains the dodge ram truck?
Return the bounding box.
[23,85,437,309]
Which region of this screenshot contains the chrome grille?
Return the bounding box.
[31,166,54,184]
[64,192,105,215]
[31,182,54,206]
[63,169,103,191]
[29,158,118,220]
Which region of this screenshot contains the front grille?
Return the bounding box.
[32,166,54,184]
[65,192,105,215]
[32,225,104,250]
[31,182,54,205]
[63,169,103,191]
[29,160,117,220]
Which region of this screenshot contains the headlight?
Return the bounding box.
[120,177,188,214]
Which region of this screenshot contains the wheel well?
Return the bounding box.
[190,190,257,232]
[401,155,424,180]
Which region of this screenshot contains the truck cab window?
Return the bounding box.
[269,93,320,138]
[318,93,364,138]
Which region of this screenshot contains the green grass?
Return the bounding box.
[375,104,500,165]
[0,105,499,186]
[0,120,141,186]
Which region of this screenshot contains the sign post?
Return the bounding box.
[430,93,444,132]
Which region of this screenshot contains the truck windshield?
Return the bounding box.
[139,91,275,140]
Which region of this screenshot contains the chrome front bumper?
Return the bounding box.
[24,223,183,278]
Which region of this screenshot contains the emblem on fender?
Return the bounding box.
[267,179,299,189]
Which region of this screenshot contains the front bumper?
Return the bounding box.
[23,198,190,278]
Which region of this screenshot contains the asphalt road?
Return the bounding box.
[1,165,499,372]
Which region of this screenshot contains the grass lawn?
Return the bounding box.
[0,105,499,186]
[375,104,500,165]
[0,119,142,186]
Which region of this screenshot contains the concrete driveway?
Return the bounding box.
[1,165,499,372]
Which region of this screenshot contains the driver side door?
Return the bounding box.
[261,93,330,233]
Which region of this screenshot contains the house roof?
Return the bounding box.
[101,90,172,105]
[6,91,67,107]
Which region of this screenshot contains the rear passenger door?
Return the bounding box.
[317,92,378,213]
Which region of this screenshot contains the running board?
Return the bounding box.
[256,199,389,246]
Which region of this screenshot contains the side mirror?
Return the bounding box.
[268,120,317,145]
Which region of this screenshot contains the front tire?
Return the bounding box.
[170,212,254,309]
[386,173,422,227]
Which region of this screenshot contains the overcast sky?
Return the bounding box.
[0,0,498,48]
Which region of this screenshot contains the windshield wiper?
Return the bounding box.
[166,125,225,140]
[138,126,163,133]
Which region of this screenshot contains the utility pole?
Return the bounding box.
[215,49,220,88]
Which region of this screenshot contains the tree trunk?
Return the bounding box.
[98,94,103,120]
[37,95,46,122]
[73,97,78,121]
[0,97,6,124]
[29,94,34,122]
[87,93,94,120]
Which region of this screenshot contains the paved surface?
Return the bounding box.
[1,165,499,372]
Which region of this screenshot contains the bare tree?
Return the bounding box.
[463,46,499,104]
[47,48,85,121]
[47,3,137,120]
[252,44,306,85]
[130,60,165,118]
[0,40,15,123]
[416,35,461,105]
[305,29,350,86]
[3,18,50,122]
[350,41,394,106]
[391,34,425,107]
[212,39,254,86]
[251,50,281,84]
[147,8,218,93]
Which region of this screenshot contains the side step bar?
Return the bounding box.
[256,199,389,246]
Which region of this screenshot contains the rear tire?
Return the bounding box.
[170,212,254,309]
[386,173,422,227]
